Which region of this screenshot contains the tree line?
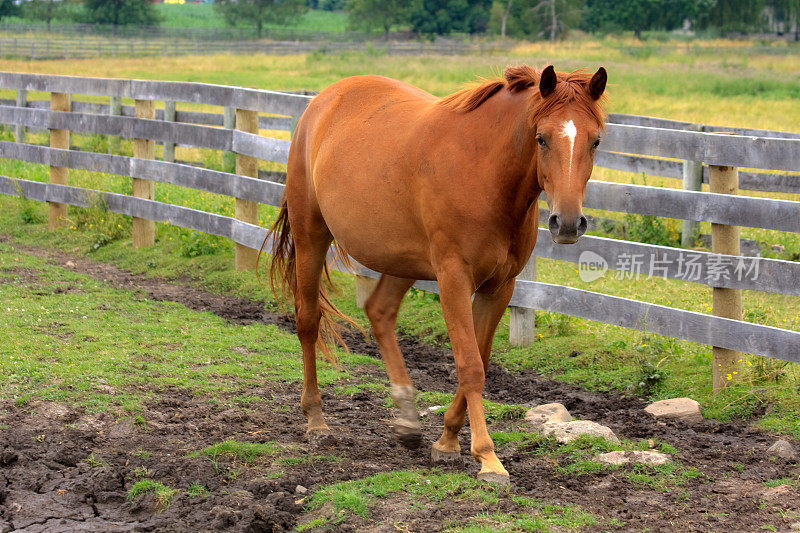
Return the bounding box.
[3,0,798,41]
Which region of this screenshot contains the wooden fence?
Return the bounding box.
[0,37,505,60]
[0,72,798,391]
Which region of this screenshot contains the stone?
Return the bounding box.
[525,403,572,428]
[644,398,703,424]
[767,440,797,462]
[295,485,308,495]
[596,450,670,467]
[540,420,621,445]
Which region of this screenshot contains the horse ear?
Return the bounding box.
[539,65,557,98]
[588,67,607,100]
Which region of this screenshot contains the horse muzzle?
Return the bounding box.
[548,213,588,244]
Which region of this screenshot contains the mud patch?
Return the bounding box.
[1,237,800,531]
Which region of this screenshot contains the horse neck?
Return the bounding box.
[462,92,542,218]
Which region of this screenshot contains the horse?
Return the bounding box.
[268,64,607,484]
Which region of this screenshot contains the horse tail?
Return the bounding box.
[265,198,361,366]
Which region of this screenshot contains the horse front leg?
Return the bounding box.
[431,258,509,484]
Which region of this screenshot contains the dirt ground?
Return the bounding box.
[1,242,799,532]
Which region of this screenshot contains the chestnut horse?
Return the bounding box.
[269,64,607,484]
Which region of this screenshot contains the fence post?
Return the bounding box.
[709,164,743,392]
[14,89,27,143]
[163,101,176,163]
[133,99,155,248]
[681,125,705,247]
[223,107,236,173]
[510,256,536,346]
[108,95,121,154]
[234,108,259,270]
[48,92,71,230]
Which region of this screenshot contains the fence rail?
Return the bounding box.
[0,37,506,60]
[0,72,798,388]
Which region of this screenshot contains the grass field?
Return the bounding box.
[0,40,799,439]
[153,4,348,32]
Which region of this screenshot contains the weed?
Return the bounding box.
[193,440,282,464]
[187,483,210,497]
[127,479,178,511]
[764,477,800,488]
[17,194,44,224]
[84,453,107,468]
[133,448,152,459]
[179,229,226,258]
[133,466,153,478]
[419,392,526,421]
[537,311,573,337]
[275,454,342,466]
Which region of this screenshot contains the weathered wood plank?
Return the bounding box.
[602,123,800,171]
[608,113,800,141]
[0,71,312,116]
[509,281,800,364]
[0,141,286,206]
[133,99,156,248]
[0,99,293,130]
[532,228,800,296]
[584,181,800,233]
[48,92,70,230]
[234,108,260,271]
[0,106,292,164]
[232,130,290,165]
[593,151,799,194]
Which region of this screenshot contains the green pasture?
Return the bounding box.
[152,4,348,32]
[0,42,798,437]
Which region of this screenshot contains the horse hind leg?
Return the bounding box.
[363,275,421,449]
[293,226,335,441]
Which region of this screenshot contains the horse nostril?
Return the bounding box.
[577,215,588,236]
[548,214,560,235]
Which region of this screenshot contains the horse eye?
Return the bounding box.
[592,138,601,149]
[537,135,547,147]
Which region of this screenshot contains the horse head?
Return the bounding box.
[530,65,607,244]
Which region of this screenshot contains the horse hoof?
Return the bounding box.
[392,420,422,450]
[306,428,336,447]
[430,446,462,465]
[477,471,511,486]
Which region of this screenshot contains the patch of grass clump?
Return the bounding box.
[127,479,178,510]
[187,482,210,497]
[179,229,228,258]
[194,439,282,464]
[83,453,107,468]
[417,392,526,421]
[302,470,502,526]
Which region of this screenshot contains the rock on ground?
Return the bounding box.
[540,420,621,445]
[767,440,797,462]
[644,397,703,424]
[525,403,572,428]
[595,450,670,467]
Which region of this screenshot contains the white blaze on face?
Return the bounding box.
[561,120,577,183]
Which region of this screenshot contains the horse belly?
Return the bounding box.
[314,171,434,280]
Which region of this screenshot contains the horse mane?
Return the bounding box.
[438,65,607,128]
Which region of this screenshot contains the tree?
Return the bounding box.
[582,0,706,38]
[83,0,160,26]
[490,0,582,40]
[0,0,17,22]
[23,0,77,30]
[347,0,408,39]
[215,0,306,37]
[692,0,762,34]
[407,0,493,35]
